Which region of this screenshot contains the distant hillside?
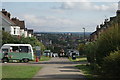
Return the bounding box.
[34,32,92,35]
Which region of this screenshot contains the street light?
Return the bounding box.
[83,27,85,44]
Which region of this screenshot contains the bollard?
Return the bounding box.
[36,57,39,62]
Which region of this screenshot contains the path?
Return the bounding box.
[32,57,86,80]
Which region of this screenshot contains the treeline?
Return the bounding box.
[85,23,120,78]
[2,31,45,52]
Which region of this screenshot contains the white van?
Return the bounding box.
[0,44,34,63]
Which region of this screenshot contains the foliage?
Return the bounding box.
[95,24,120,65]
[77,43,85,55]
[85,22,120,78]
[101,50,120,77]
[85,42,97,63]
[2,31,45,52]
[40,56,51,61]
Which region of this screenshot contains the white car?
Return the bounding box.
[52,53,58,57]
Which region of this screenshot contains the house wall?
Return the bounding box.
[10,26,20,36]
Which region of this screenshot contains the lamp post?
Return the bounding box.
[83,27,85,44]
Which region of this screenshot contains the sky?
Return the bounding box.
[1,0,120,32]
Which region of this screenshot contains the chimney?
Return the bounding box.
[96,25,99,31]
[118,1,120,10]
[1,9,11,18]
[117,1,120,25]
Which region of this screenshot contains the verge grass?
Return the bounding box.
[2,66,41,80]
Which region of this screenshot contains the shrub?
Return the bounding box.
[95,23,120,65]
[101,50,120,77]
[85,42,97,64]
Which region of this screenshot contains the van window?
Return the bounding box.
[19,46,29,53]
[11,46,19,52]
[2,49,8,53]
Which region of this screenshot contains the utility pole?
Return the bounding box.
[83,28,85,44]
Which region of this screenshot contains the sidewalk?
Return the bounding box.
[32,57,86,80]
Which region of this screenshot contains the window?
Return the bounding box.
[2,49,8,53]
[11,46,19,52]
[2,28,5,31]
[14,28,16,34]
[19,46,29,53]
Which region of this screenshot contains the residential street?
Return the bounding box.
[32,57,86,80]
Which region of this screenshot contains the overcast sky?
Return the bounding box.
[2,0,119,32]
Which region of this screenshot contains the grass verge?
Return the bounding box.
[69,56,87,62]
[75,64,100,80]
[2,66,42,80]
[40,56,51,61]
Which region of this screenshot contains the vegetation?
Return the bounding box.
[40,56,51,61]
[84,23,120,78]
[77,43,85,55]
[69,56,87,62]
[2,31,45,52]
[102,50,120,78]
[2,66,41,80]
[75,64,95,79]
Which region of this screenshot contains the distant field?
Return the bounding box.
[2,66,41,80]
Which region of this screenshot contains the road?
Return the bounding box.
[32,57,86,80]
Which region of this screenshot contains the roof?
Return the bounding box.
[2,44,32,47]
[0,12,16,26]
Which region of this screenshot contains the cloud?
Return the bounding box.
[53,1,118,12]
[22,14,83,32]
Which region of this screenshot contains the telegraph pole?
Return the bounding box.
[83,28,85,44]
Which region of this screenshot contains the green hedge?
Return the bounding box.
[101,50,120,77]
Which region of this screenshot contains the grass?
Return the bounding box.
[2,66,42,80]
[69,56,87,62]
[40,56,51,61]
[75,64,96,80]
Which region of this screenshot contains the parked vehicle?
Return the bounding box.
[52,53,58,57]
[0,44,34,63]
[66,49,79,57]
[43,50,51,57]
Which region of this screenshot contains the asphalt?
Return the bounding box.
[32,57,86,80]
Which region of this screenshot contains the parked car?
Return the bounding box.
[52,53,58,57]
[66,49,79,57]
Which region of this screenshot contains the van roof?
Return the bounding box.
[2,44,32,47]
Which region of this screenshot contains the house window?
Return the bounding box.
[14,28,16,34]
[2,28,5,31]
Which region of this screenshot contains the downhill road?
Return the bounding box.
[32,57,86,80]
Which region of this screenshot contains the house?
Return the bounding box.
[11,17,27,37]
[27,29,34,37]
[0,9,20,36]
[90,9,120,42]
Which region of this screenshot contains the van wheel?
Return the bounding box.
[2,57,9,63]
[23,58,29,63]
[19,60,22,63]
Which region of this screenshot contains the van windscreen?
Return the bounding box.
[2,49,8,53]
